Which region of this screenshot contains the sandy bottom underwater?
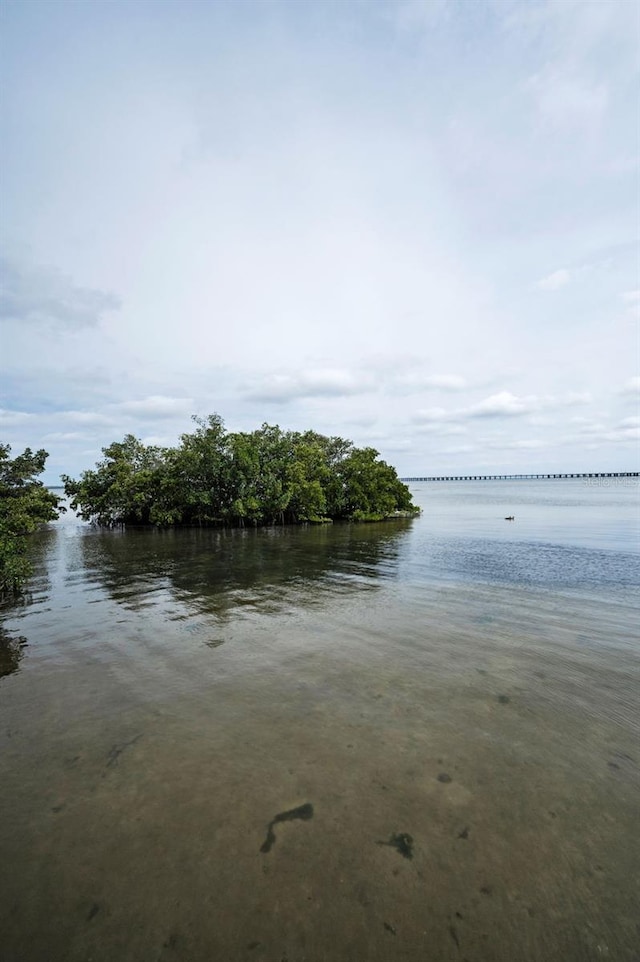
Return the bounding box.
[1,587,638,962]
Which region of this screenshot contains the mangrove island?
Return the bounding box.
[62,415,419,528]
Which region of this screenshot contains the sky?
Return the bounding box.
[1,0,638,483]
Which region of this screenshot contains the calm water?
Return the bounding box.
[1,479,638,962]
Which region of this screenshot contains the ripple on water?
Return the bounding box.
[0,486,638,960]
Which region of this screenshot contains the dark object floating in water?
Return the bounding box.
[259,802,314,853]
[497,694,511,704]
[458,826,469,839]
[106,733,143,768]
[86,903,100,922]
[204,638,224,649]
[384,922,397,935]
[437,772,452,783]
[377,831,414,859]
[504,515,515,520]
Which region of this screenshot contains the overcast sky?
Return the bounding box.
[1,0,638,483]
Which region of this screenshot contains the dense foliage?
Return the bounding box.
[63,415,419,528]
[0,444,61,597]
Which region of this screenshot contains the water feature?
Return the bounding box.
[1,479,638,961]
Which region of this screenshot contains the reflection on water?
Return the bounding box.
[0,481,638,961]
[79,519,413,615]
[0,627,27,678]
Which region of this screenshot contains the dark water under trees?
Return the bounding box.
[0,480,638,962]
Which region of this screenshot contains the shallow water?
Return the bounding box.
[1,479,638,961]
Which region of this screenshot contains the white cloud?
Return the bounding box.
[384,369,468,396]
[410,390,592,436]
[475,436,546,452]
[246,369,374,403]
[575,419,605,436]
[621,377,640,396]
[139,434,176,447]
[621,289,640,318]
[421,374,467,390]
[526,70,608,132]
[569,414,639,445]
[500,439,545,450]
[112,396,195,419]
[601,426,640,444]
[42,431,91,441]
[0,408,33,427]
[0,257,120,329]
[61,410,115,426]
[536,269,570,291]
[441,443,474,455]
[381,438,413,453]
[564,391,592,405]
[468,391,537,418]
[412,407,450,424]
[1,0,637,479]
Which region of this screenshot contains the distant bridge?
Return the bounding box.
[401,472,639,482]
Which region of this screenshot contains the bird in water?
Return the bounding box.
[504,515,515,521]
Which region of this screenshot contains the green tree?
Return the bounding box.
[336,446,416,521]
[63,415,420,528]
[171,414,231,525]
[283,436,330,522]
[0,444,61,597]
[225,430,262,525]
[62,435,166,525]
[248,424,295,524]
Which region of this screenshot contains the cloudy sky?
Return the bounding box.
[1,0,638,483]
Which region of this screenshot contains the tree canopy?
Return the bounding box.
[63,416,419,528]
[0,444,61,597]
